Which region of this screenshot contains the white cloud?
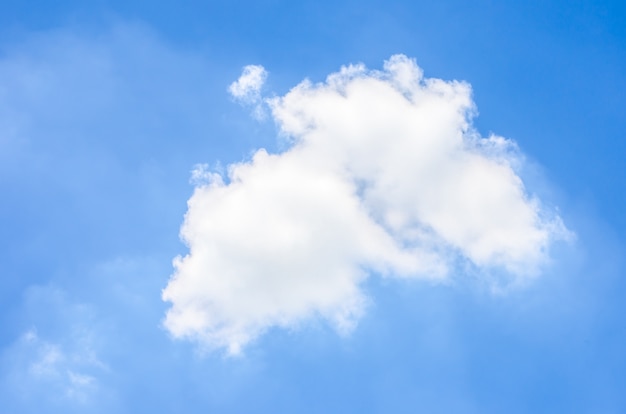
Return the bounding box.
[228,64,268,119]
[163,55,571,354]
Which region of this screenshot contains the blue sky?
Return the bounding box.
[1,1,625,413]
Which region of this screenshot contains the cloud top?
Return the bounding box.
[163,55,570,354]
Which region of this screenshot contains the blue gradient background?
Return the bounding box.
[0,1,624,412]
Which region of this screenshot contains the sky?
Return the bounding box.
[0,1,625,413]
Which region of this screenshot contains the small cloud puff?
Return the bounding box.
[163,55,572,355]
[228,64,268,119]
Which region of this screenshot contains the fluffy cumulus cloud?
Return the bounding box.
[163,55,570,354]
